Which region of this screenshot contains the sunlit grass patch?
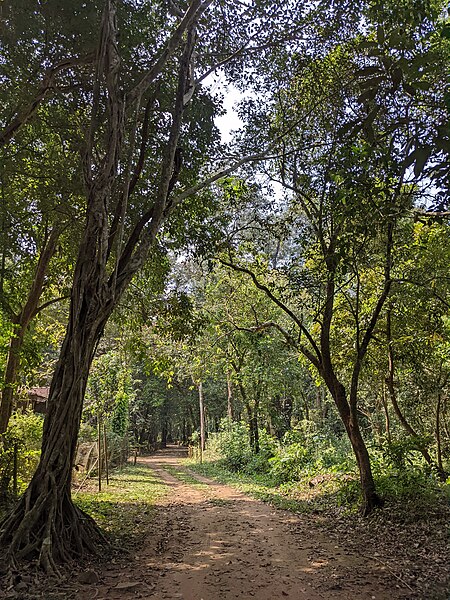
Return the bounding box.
[74,463,168,546]
[185,459,362,515]
[163,464,208,489]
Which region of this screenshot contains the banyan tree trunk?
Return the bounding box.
[0,231,114,572]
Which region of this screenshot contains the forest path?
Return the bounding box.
[80,446,411,600]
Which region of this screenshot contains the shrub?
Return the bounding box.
[0,411,43,499]
[206,420,253,471]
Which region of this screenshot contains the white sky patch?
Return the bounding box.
[203,73,244,144]
[214,84,244,144]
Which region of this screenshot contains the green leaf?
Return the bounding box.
[359,76,384,90]
[403,82,416,96]
[414,146,432,177]
[440,24,450,39]
[411,80,431,91]
[355,66,382,77]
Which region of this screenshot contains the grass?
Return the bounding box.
[184,456,450,518]
[74,462,168,547]
[163,464,209,489]
[183,458,339,514]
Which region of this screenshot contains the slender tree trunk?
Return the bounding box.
[381,382,391,445]
[240,382,256,450]
[97,416,102,493]
[325,375,382,515]
[0,227,60,434]
[226,371,233,422]
[245,402,255,450]
[198,381,205,462]
[253,394,260,454]
[436,391,444,474]
[161,421,168,448]
[0,327,23,434]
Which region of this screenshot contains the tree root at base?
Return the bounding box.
[0,487,106,577]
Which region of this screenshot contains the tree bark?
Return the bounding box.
[0,287,111,572]
[198,381,205,453]
[330,378,383,515]
[0,328,24,434]
[381,382,391,445]
[226,371,233,422]
[436,391,444,474]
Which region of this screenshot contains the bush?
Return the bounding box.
[0,411,43,499]
[269,440,310,483]
[206,420,253,471]
[246,429,277,474]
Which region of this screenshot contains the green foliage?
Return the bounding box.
[111,384,129,437]
[269,424,355,484]
[206,420,253,471]
[0,411,43,497]
[205,418,354,483]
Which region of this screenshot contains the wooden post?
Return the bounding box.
[97,416,102,492]
[199,381,205,464]
[103,423,109,485]
[12,443,18,497]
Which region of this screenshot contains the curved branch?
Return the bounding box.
[0,55,94,147]
[219,258,322,366]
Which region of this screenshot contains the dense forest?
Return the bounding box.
[0,0,449,590]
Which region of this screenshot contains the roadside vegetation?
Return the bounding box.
[187,419,450,515]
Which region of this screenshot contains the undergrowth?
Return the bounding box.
[187,419,450,516]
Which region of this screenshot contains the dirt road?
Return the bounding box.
[77,446,413,600]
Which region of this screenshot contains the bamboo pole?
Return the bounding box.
[199,381,205,464]
[103,423,109,485]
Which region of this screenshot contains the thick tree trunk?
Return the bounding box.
[0,0,212,573]
[0,206,115,571]
[0,302,109,572]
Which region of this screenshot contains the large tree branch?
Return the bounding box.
[112,23,198,294]
[21,227,62,327]
[0,55,94,147]
[127,0,213,105]
[33,295,70,318]
[349,222,393,410]
[164,152,269,217]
